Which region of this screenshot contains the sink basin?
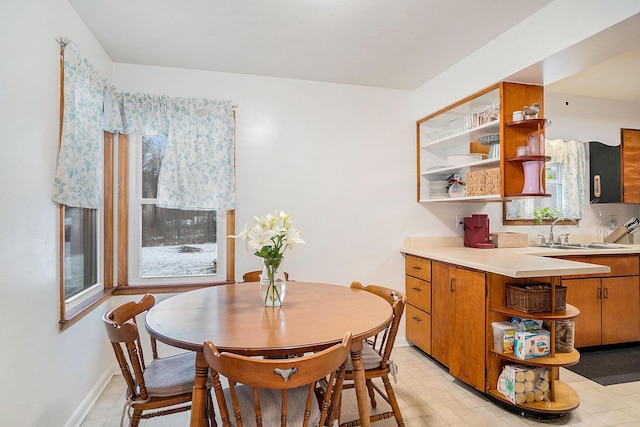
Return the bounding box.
[535,243,626,250]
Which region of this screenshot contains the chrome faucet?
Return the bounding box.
[550,217,579,244]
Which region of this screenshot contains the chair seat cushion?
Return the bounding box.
[222,384,321,427]
[144,352,199,397]
[345,342,382,371]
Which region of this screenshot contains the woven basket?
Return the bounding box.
[465,170,484,196]
[506,283,567,313]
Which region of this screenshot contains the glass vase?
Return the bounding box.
[260,257,286,307]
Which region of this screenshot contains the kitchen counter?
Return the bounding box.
[400,237,640,278]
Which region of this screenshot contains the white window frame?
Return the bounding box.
[63,207,104,311]
[127,134,227,285]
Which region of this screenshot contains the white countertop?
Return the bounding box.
[400,237,640,278]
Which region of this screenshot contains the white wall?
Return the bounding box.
[113,65,428,286]
[2,0,640,426]
[0,1,117,426]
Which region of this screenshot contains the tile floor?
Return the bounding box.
[81,345,640,426]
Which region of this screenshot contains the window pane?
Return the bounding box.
[141,206,218,277]
[64,207,97,299]
[141,135,165,199]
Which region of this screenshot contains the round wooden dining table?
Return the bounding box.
[145,281,393,427]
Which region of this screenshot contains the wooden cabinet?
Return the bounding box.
[406,257,486,390]
[487,275,581,414]
[405,255,432,354]
[430,261,486,390]
[430,261,451,364]
[416,82,549,202]
[448,267,486,390]
[622,128,640,203]
[406,254,582,415]
[558,255,640,347]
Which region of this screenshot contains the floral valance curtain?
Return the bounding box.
[52,40,235,211]
[506,139,586,219]
[53,41,106,209]
[119,94,235,210]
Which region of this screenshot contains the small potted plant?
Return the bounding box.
[533,207,561,225]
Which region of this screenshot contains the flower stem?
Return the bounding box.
[263,260,282,305]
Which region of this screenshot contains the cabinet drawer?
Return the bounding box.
[559,255,639,278]
[405,255,431,281]
[406,305,431,354]
[406,276,431,312]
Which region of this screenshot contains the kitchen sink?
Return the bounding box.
[535,243,627,250]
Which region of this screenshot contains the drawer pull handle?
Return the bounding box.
[411,287,421,292]
[411,266,421,270]
[604,287,609,299]
[412,316,421,322]
[597,287,602,300]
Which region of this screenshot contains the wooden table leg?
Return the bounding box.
[350,340,370,427]
[191,350,210,427]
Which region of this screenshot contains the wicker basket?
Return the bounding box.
[465,170,485,196]
[506,283,567,313]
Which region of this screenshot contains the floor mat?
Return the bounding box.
[566,344,640,386]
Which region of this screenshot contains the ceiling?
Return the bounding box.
[68,1,639,102]
[68,0,551,90]
[545,47,640,103]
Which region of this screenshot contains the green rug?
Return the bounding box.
[566,344,640,386]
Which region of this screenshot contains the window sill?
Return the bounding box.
[112,281,235,295]
[59,282,234,331]
[59,288,114,332]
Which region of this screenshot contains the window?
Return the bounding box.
[59,131,234,330]
[503,138,586,225]
[63,207,101,305]
[504,164,564,224]
[128,135,227,285]
[56,42,236,329]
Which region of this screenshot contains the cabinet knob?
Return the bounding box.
[450,277,454,293]
[412,316,422,322]
[412,266,421,270]
[597,287,602,300]
[604,287,609,299]
[411,287,421,292]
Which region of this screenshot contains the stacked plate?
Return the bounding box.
[429,180,450,198]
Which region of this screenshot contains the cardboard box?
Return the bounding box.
[498,365,550,404]
[490,232,528,248]
[515,330,550,359]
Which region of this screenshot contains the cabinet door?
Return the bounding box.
[622,128,640,203]
[430,261,451,365]
[589,141,621,203]
[564,278,602,347]
[449,267,486,391]
[602,276,640,344]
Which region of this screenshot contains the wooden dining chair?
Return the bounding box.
[204,331,352,427]
[242,269,290,282]
[103,294,215,427]
[337,282,407,427]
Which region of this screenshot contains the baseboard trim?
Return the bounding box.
[395,336,410,348]
[65,366,117,427]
